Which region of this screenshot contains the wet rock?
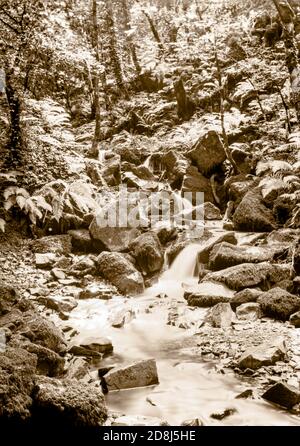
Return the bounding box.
[233,189,277,232]
[22,312,66,353]
[123,171,155,190]
[203,202,222,220]
[210,407,237,420]
[230,288,263,311]
[208,242,274,271]
[262,382,300,409]
[76,336,113,355]
[129,232,164,275]
[110,308,135,328]
[290,311,300,327]
[161,150,189,187]
[0,281,19,315]
[38,295,77,313]
[32,376,107,428]
[204,262,284,291]
[197,232,237,265]
[112,415,168,426]
[0,347,37,421]
[235,389,254,399]
[184,282,233,307]
[236,303,262,321]
[24,342,65,377]
[102,358,159,391]
[68,345,103,359]
[208,303,234,328]
[35,253,56,269]
[68,229,104,253]
[30,235,72,255]
[181,166,214,203]
[154,222,178,245]
[187,130,226,175]
[181,417,204,426]
[238,338,287,370]
[97,252,144,295]
[79,284,113,300]
[89,222,141,252]
[258,288,300,321]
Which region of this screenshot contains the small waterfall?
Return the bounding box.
[162,243,202,281]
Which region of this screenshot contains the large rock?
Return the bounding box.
[204,262,287,291]
[262,382,300,409]
[35,253,56,269]
[102,359,159,391]
[0,281,19,315]
[30,235,72,255]
[187,130,226,175]
[161,150,189,188]
[89,221,140,252]
[238,338,287,370]
[233,190,277,232]
[22,312,66,353]
[24,342,65,377]
[230,288,263,311]
[290,311,300,327]
[184,282,234,307]
[236,303,262,321]
[129,232,164,275]
[207,302,234,328]
[68,229,103,253]
[258,287,300,321]
[181,166,214,203]
[197,232,237,265]
[208,242,274,271]
[32,377,107,428]
[97,252,144,295]
[0,347,37,421]
[260,177,290,204]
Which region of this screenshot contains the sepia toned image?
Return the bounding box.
[0,0,300,439]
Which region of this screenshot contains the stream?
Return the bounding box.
[67,227,300,426]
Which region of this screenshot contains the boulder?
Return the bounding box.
[97,252,144,295]
[184,282,234,307]
[129,232,164,275]
[0,347,37,421]
[30,235,72,255]
[101,153,121,186]
[238,338,287,370]
[22,312,66,353]
[0,281,19,315]
[32,377,107,428]
[260,177,290,204]
[65,357,90,380]
[68,229,104,253]
[197,232,237,265]
[230,288,263,311]
[204,262,285,291]
[258,288,300,321]
[262,382,300,409]
[208,302,234,328]
[181,166,214,203]
[290,311,300,327]
[153,222,178,245]
[74,336,113,356]
[209,242,274,271]
[267,229,300,247]
[102,359,159,391]
[35,253,56,269]
[187,130,226,175]
[24,342,65,377]
[233,189,277,232]
[89,221,140,252]
[236,302,262,321]
[203,202,222,220]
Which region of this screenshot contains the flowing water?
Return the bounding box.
[67,236,300,426]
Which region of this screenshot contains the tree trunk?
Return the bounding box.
[89,0,101,158]
[120,0,142,75]
[174,77,194,120]
[105,1,128,96]
[142,10,165,55]
[5,68,22,166]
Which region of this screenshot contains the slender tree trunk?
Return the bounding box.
[121,0,141,75]
[89,0,101,158]
[174,77,194,120]
[271,0,300,125]
[142,10,165,54]
[105,1,128,96]
[5,68,22,166]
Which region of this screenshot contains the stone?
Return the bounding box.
[153,222,178,245]
[235,389,254,399]
[65,357,90,380]
[238,338,287,370]
[187,130,226,175]
[68,229,104,253]
[184,282,234,307]
[204,262,283,291]
[38,295,77,313]
[181,166,214,203]
[68,345,103,358]
[197,232,237,265]
[97,252,144,295]
[236,303,262,321]
[0,347,37,421]
[230,288,263,311]
[35,253,56,269]
[129,232,164,275]
[22,312,66,353]
[101,153,121,186]
[208,303,234,328]
[102,359,159,391]
[32,376,107,428]
[203,202,222,220]
[24,342,65,377]
[51,268,65,280]
[267,229,300,247]
[290,311,300,328]
[30,235,72,255]
[260,177,290,204]
[0,281,19,315]
[76,336,113,355]
[262,382,300,409]
[208,242,274,271]
[161,150,189,188]
[110,308,135,328]
[233,189,277,232]
[79,284,112,300]
[89,221,141,252]
[258,288,300,321]
[210,408,237,420]
[112,415,168,426]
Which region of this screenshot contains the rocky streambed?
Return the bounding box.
[0,221,300,429]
